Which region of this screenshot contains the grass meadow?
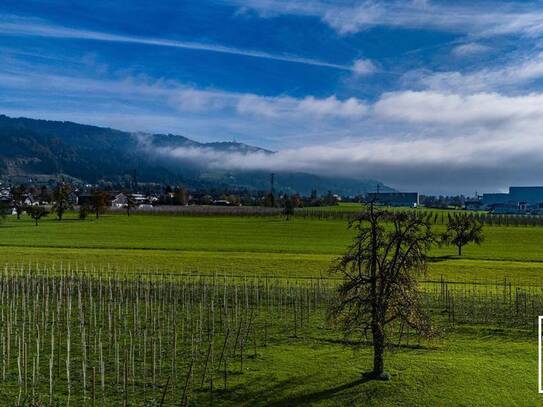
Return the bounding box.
[1,212,543,283]
[0,211,540,406]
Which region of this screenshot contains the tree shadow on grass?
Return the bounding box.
[212,376,308,406]
[308,335,434,351]
[427,255,457,263]
[267,376,373,406]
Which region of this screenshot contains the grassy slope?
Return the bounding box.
[1,213,543,283]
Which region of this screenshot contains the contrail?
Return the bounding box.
[0,17,353,71]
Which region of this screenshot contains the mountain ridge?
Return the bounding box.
[0,114,392,195]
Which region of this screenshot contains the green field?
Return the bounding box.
[1,212,543,284]
[0,212,540,406]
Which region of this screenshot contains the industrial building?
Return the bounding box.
[482,186,543,214]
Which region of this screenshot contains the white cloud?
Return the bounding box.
[150,123,543,194]
[322,2,384,35]
[146,88,543,193]
[233,0,543,37]
[236,94,283,117]
[5,51,543,193]
[352,58,377,76]
[172,89,232,112]
[236,94,368,119]
[406,51,543,92]
[298,96,368,118]
[374,91,543,126]
[0,64,370,120]
[451,43,491,57]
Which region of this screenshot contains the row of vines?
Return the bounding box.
[0,265,540,406]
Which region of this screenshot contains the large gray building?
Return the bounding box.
[482,193,511,207]
[482,186,543,212]
[509,186,543,204]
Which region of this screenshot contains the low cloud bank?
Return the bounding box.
[148,128,543,194]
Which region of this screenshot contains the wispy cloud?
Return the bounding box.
[451,42,491,57]
[0,64,369,120]
[406,51,543,92]
[0,15,370,73]
[374,91,543,126]
[232,0,543,37]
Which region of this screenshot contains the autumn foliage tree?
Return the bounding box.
[329,205,435,380]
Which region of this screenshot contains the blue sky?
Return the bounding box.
[2,0,543,193]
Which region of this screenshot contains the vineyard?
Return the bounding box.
[110,204,543,227]
[0,265,333,406]
[0,264,540,406]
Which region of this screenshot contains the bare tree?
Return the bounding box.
[329,204,435,380]
[442,214,484,256]
[27,205,49,226]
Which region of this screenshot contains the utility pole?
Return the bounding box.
[270,173,275,207]
[131,169,138,192]
[370,183,380,204]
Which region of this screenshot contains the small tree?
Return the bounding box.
[442,214,484,256]
[90,189,110,219]
[10,185,26,220]
[174,187,189,206]
[39,186,51,204]
[329,205,435,380]
[0,202,9,223]
[52,183,72,221]
[27,205,49,226]
[79,204,90,220]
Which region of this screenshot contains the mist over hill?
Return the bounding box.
[0,114,391,195]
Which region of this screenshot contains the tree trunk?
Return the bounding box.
[458,245,462,256]
[372,320,385,377]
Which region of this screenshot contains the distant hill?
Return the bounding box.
[0,114,392,195]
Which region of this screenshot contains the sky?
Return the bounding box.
[1,0,543,194]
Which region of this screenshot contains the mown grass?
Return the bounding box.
[0,212,540,405]
[210,326,536,406]
[1,213,543,284]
